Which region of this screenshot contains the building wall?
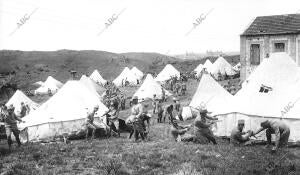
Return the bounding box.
[240,34,300,81]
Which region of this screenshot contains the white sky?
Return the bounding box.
[0,0,299,55]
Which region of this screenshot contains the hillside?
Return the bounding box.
[0,50,239,90]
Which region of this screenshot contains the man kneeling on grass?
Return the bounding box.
[170,115,193,142]
[230,119,254,145]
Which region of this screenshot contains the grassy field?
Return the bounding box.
[1,79,300,175]
[1,124,299,175]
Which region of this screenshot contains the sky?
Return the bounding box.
[0,0,299,55]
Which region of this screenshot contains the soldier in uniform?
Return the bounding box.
[152,94,157,114]
[156,100,164,123]
[85,105,99,140]
[230,120,254,145]
[193,108,218,144]
[0,105,23,151]
[20,102,30,118]
[253,120,290,152]
[120,95,126,110]
[181,82,187,96]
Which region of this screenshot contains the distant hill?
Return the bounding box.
[0,50,181,89]
[0,50,239,90]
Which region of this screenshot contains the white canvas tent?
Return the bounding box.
[34,76,63,95]
[20,80,108,142]
[133,74,172,100]
[6,90,39,116]
[203,59,213,73]
[113,67,140,86]
[189,73,233,116]
[80,75,106,96]
[210,56,237,78]
[194,64,204,77]
[155,64,180,82]
[89,70,107,85]
[131,67,144,79]
[215,52,300,142]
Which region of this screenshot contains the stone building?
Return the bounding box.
[240,14,300,80]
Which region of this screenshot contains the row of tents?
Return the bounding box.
[32,66,145,95]
[32,64,182,96]
[194,56,241,79]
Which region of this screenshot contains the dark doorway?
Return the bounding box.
[250,44,260,65]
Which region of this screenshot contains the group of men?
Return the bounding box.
[230,119,290,152]
[84,95,151,142]
[0,102,30,151]
[164,78,187,96]
[168,106,291,152]
[152,95,182,123]
[85,80,292,152]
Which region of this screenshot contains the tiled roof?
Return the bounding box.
[241,14,300,36]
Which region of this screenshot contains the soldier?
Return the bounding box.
[163,104,175,124]
[230,120,254,145]
[48,88,52,96]
[105,102,120,137]
[193,107,218,144]
[120,95,126,110]
[253,120,290,152]
[173,98,183,121]
[0,105,23,151]
[175,82,180,95]
[170,79,174,92]
[156,99,164,123]
[170,119,191,142]
[152,94,157,114]
[20,102,30,118]
[161,87,166,102]
[85,105,99,140]
[127,96,147,141]
[181,82,187,96]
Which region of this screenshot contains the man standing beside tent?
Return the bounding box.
[253,120,290,152]
[156,100,164,123]
[173,98,183,121]
[163,104,173,124]
[161,87,166,102]
[0,105,23,151]
[127,96,150,141]
[105,102,120,137]
[20,102,30,118]
[85,105,99,140]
